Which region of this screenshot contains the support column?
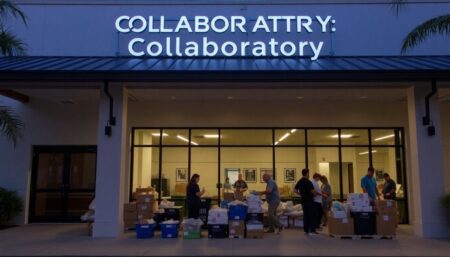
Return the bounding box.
[407,83,447,238]
[93,84,128,237]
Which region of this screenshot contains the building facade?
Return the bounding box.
[0,0,449,238]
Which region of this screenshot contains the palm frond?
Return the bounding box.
[0,30,26,56]
[0,105,24,147]
[401,14,450,54]
[0,0,27,25]
[392,0,408,16]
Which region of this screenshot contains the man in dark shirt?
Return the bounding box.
[382,173,397,200]
[295,168,318,235]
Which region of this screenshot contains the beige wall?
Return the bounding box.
[440,101,450,193]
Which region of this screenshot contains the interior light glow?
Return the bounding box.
[291,129,297,133]
[151,133,168,137]
[279,133,290,142]
[359,150,377,155]
[204,134,220,138]
[177,135,198,145]
[330,134,353,139]
[374,134,395,141]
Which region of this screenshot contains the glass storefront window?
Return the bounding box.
[162,129,190,145]
[221,129,272,145]
[341,147,371,199]
[191,129,219,146]
[308,147,340,200]
[340,129,369,146]
[134,129,161,145]
[371,129,401,145]
[221,147,272,192]
[191,147,219,200]
[274,129,305,145]
[308,129,339,145]
[275,148,305,198]
[132,147,160,194]
[161,147,188,198]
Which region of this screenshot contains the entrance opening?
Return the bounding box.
[29,146,97,223]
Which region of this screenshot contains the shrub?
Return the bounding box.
[0,187,23,226]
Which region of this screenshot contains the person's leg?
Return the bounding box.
[322,202,328,226]
[317,202,324,227]
[193,207,200,219]
[310,203,319,232]
[302,203,311,234]
[188,207,194,219]
[267,203,277,232]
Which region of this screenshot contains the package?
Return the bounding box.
[347,193,369,202]
[223,192,235,201]
[234,190,244,201]
[124,202,137,212]
[247,194,263,213]
[350,206,373,212]
[137,203,154,220]
[208,207,229,224]
[229,220,245,237]
[331,210,348,219]
[376,213,396,236]
[328,215,354,236]
[375,200,397,214]
[124,219,136,229]
[208,224,228,238]
[136,193,156,204]
[159,199,175,209]
[246,229,264,239]
[182,218,203,233]
[246,220,264,230]
[124,211,138,221]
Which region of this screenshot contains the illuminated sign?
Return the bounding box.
[115,15,336,60]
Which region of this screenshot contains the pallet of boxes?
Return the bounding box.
[348,193,377,237]
[375,200,397,238]
[245,194,264,239]
[328,201,354,237]
[123,188,158,239]
[228,201,248,238]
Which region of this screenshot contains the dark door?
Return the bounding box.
[29,146,97,223]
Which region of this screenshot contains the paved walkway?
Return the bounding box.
[0,224,449,256]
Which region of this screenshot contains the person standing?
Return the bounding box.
[260,173,283,234]
[361,167,380,202]
[233,173,248,200]
[320,175,332,227]
[223,177,232,190]
[186,173,205,219]
[295,168,318,235]
[312,173,323,230]
[382,173,397,200]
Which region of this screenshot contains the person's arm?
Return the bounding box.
[241,181,248,192]
[195,185,205,197]
[260,182,273,195]
[361,178,368,193]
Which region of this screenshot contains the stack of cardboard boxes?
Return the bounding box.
[229,220,246,238]
[328,203,354,236]
[123,188,157,229]
[375,200,397,236]
[123,202,138,229]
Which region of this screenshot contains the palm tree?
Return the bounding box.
[0,0,27,56]
[0,105,24,146]
[0,1,26,145]
[393,0,450,54]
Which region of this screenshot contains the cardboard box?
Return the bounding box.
[234,190,244,201]
[124,210,137,221]
[332,210,348,219]
[124,202,137,212]
[137,203,154,219]
[124,219,136,229]
[376,213,396,236]
[223,192,235,201]
[246,229,264,239]
[136,193,155,204]
[229,220,245,237]
[375,200,397,214]
[328,215,354,236]
[350,206,373,212]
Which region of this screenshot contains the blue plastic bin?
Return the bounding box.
[135,223,155,239]
[161,223,179,238]
[220,200,231,209]
[228,205,248,220]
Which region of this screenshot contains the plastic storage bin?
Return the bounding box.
[351,211,376,235]
[229,205,248,220]
[208,224,228,238]
[199,198,211,228]
[161,223,179,238]
[164,207,182,221]
[135,224,155,239]
[183,230,201,239]
[246,212,264,222]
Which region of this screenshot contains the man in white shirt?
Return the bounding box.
[312,173,323,230]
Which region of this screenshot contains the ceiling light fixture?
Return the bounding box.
[374,134,395,141]
[151,133,168,137]
[204,134,220,138]
[177,135,198,145]
[291,129,297,133]
[359,150,377,155]
[330,134,353,139]
[274,141,279,145]
[279,133,291,142]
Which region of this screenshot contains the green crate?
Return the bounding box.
[183,231,201,239]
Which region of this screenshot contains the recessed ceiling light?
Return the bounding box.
[204,134,220,138]
[170,96,177,100]
[227,96,234,100]
[151,133,168,137]
[330,134,353,139]
[177,135,198,145]
[359,96,368,99]
[296,96,304,100]
[359,150,377,155]
[291,129,297,133]
[374,134,395,141]
[279,133,291,142]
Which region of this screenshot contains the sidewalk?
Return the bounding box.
[0,224,449,256]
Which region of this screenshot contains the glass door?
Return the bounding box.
[29,146,96,222]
